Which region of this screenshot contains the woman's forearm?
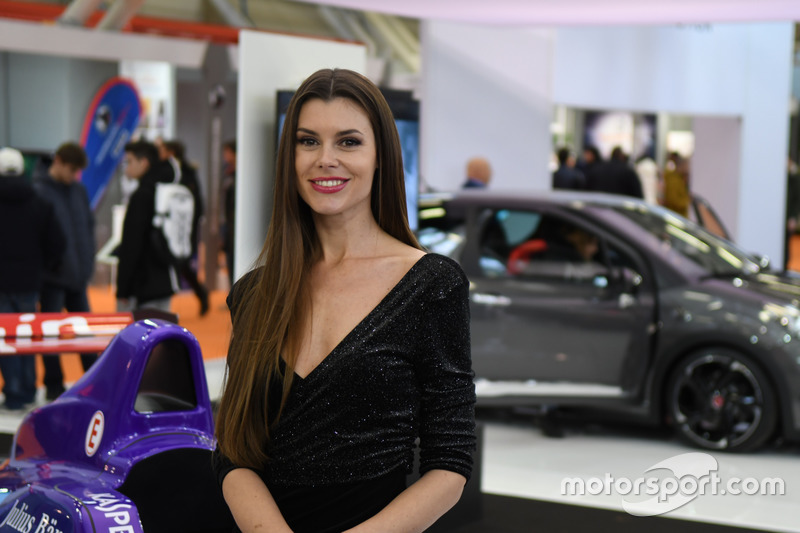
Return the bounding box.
[222,468,294,533]
[344,469,466,533]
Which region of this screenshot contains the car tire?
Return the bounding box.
[666,348,778,452]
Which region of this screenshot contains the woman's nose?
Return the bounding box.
[317,143,338,167]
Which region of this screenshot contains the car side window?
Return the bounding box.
[478,209,540,276]
[606,240,639,272]
[478,209,608,284]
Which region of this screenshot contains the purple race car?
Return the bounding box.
[0,319,234,532]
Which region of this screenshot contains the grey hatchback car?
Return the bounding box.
[417,190,800,452]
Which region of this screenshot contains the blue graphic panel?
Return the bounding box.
[80,78,141,210]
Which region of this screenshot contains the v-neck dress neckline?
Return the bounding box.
[290,253,433,383]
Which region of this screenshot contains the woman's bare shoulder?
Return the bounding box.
[383,239,426,270]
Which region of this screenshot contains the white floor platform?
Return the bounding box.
[1,359,797,532]
[481,421,799,532]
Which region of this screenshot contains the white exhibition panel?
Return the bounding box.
[420,21,555,192]
[736,26,794,264]
[234,31,366,280]
[553,25,751,115]
[0,18,207,68]
[422,20,793,263]
[554,22,793,262]
[692,117,742,240]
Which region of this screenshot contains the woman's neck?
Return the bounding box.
[313,210,387,264]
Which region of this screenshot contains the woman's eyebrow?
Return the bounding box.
[296,127,364,136]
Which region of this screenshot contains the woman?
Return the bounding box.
[214,68,476,533]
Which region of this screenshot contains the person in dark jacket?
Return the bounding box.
[34,142,97,400]
[586,146,644,199]
[161,139,209,316]
[461,156,492,189]
[552,147,586,190]
[116,140,176,312]
[0,147,66,410]
[221,139,237,288]
[576,145,601,184]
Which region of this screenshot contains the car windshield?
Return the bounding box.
[590,202,761,277]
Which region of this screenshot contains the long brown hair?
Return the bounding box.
[215,68,421,469]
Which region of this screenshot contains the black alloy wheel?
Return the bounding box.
[666,349,777,452]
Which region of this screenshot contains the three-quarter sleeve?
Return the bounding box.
[211,445,239,487]
[415,259,476,481]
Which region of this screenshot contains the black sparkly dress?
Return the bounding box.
[214,254,476,533]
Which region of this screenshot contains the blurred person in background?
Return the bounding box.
[635,154,660,204]
[116,140,176,313]
[587,146,643,199]
[221,139,237,288]
[461,156,492,189]
[662,152,691,217]
[0,147,65,410]
[577,145,601,185]
[161,140,210,316]
[552,147,586,190]
[34,142,97,401]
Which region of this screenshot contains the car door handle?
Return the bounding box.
[618,293,636,309]
[472,293,512,306]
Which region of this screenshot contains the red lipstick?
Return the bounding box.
[310,177,349,194]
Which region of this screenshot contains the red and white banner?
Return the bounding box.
[0,313,134,355]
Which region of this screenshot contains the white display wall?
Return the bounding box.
[420,22,555,192]
[556,23,793,265]
[234,31,366,280]
[421,21,794,264]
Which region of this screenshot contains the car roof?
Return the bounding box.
[421,189,669,217]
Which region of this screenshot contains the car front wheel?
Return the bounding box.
[666,348,777,452]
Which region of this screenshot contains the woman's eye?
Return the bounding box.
[341,138,361,148]
[296,137,317,147]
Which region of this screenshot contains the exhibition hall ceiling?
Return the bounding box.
[140,0,345,39]
[5,0,796,67]
[8,1,795,42]
[287,0,799,25]
[8,0,417,41]
[6,0,420,67]
[10,0,800,28]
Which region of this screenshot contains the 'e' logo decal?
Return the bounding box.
[85,410,104,457]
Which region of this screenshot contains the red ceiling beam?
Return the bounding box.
[0,0,241,44]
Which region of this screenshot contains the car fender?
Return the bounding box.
[648,331,798,440]
[648,283,800,440]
